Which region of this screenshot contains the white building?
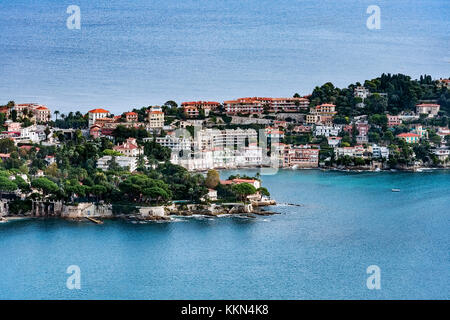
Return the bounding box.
[314,125,341,137]
[327,136,342,147]
[371,144,389,159]
[97,156,138,172]
[354,86,370,99]
[335,145,366,158]
[153,135,193,152]
[147,106,165,128]
[432,148,449,162]
[416,104,440,118]
[88,108,111,127]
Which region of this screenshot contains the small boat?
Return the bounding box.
[391,189,401,192]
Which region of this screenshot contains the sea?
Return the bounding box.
[0,169,448,299]
[0,0,449,113]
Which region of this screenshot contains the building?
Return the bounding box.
[89,124,102,139]
[182,105,199,118]
[157,128,264,170]
[124,112,138,122]
[437,78,450,89]
[411,124,428,139]
[97,156,138,172]
[314,103,337,116]
[293,125,312,133]
[387,115,402,127]
[224,97,265,114]
[436,127,450,143]
[354,86,370,99]
[269,97,310,112]
[206,189,218,201]
[223,97,309,115]
[416,103,440,117]
[396,133,420,144]
[113,138,142,157]
[220,178,261,189]
[370,144,389,159]
[181,101,220,117]
[335,145,366,158]
[34,106,51,123]
[152,134,193,152]
[432,147,449,162]
[327,136,342,147]
[0,106,11,118]
[283,144,319,168]
[88,108,111,126]
[314,125,341,137]
[12,103,51,123]
[147,106,164,128]
[265,127,284,139]
[306,113,321,125]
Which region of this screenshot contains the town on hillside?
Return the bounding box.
[0,74,449,219]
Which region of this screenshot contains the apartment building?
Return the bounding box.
[387,115,402,127]
[181,101,220,117]
[283,144,320,168]
[147,106,164,128]
[97,156,138,172]
[314,125,341,137]
[88,108,111,127]
[335,145,366,158]
[370,144,389,159]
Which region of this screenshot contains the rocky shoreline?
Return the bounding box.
[0,199,278,223]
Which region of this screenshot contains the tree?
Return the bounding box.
[205,169,220,189]
[89,184,107,202]
[31,177,59,195]
[232,183,257,202]
[0,176,18,197]
[0,138,15,153]
[256,187,270,197]
[54,110,60,121]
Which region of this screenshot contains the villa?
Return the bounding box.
[397,133,420,144]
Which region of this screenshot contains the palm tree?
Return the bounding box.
[54,110,60,121]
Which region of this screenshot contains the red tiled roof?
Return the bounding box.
[88,108,110,113]
[397,133,420,138]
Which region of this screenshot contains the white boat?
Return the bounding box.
[391,189,401,192]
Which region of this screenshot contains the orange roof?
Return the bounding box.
[88,108,110,113]
[125,112,137,116]
[36,106,49,110]
[397,133,420,138]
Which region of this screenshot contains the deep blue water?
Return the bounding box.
[1,0,449,113]
[0,170,448,299]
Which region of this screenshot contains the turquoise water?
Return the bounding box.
[0,170,448,299]
[1,0,449,112]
